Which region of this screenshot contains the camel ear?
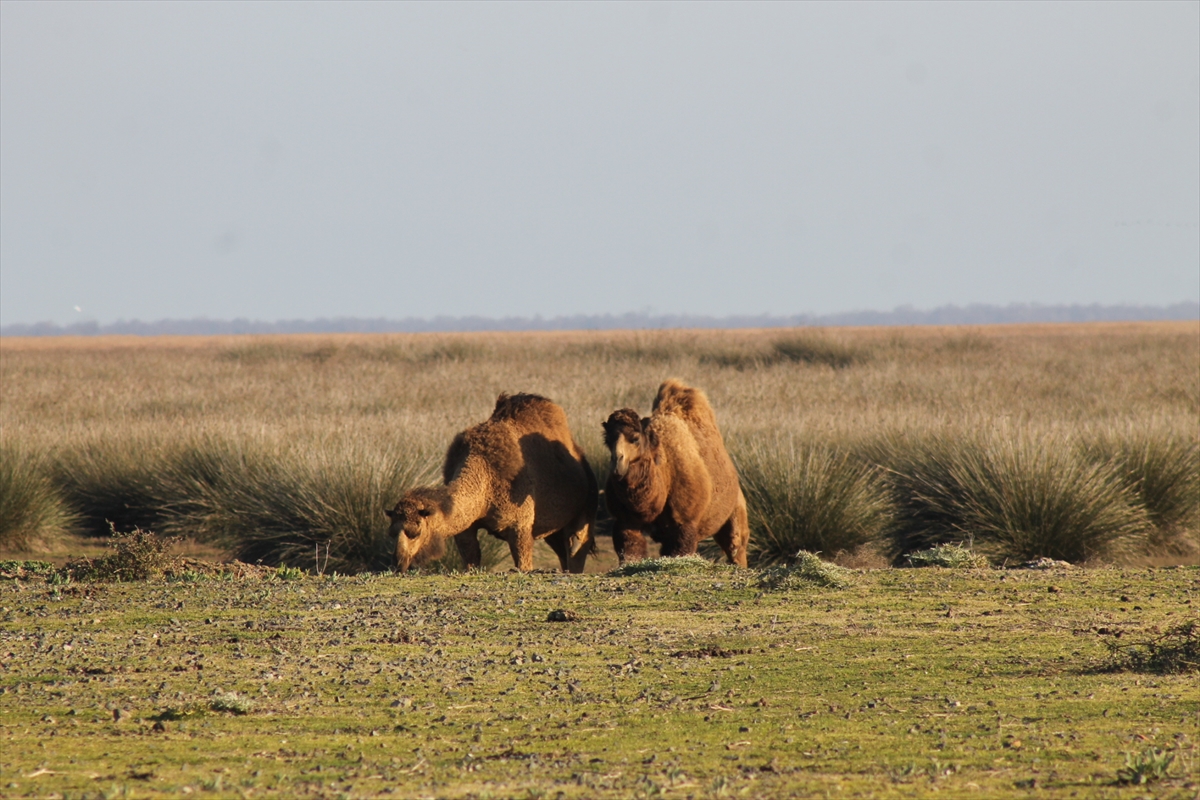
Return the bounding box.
[645,426,659,449]
[384,508,397,519]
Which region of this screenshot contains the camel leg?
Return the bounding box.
[544,530,573,573]
[673,524,702,557]
[715,490,750,567]
[612,525,647,565]
[453,529,483,570]
[559,506,594,573]
[503,527,536,572]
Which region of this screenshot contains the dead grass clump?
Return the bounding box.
[904,543,990,569]
[757,550,853,590]
[209,691,254,715]
[1100,621,1199,675]
[611,554,718,577]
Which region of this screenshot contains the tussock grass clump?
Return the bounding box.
[0,447,76,551]
[53,435,461,574]
[53,437,178,537]
[905,543,990,569]
[877,431,1153,564]
[611,554,718,577]
[170,440,438,574]
[735,440,893,567]
[770,333,870,369]
[757,550,853,589]
[60,526,178,582]
[1101,621,1199,675]
[1080,429,1199,548]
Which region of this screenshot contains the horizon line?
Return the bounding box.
[2,301,1197,337]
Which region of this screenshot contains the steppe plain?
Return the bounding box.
[1,322,1197,798]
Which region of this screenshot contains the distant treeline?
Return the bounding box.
[3,302,1197,337]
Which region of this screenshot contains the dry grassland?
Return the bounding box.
[1,322,1197,569]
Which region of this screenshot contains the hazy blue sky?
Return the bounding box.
[2,1,1197,325]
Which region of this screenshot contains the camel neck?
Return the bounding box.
[435,458,491,533]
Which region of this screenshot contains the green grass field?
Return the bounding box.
[1,562,1196,798]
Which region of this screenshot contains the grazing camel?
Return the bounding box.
[602,379,749,566]
[386,393,597,573]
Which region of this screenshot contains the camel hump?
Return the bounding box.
[491,392,557,422]
[652,379,717,428]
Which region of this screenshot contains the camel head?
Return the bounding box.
[384,489,444,572]
[602,408,657,479]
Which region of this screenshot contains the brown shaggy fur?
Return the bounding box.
[386,393,597,573]
[602,379,749,566]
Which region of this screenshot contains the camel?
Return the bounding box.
[602,379,749,566]
[386,393,597,573]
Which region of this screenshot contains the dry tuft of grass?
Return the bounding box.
[0,446,77,552]
[734,439,894,566]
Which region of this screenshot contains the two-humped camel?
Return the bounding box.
[386,393,597,573]
[602,379,749,566]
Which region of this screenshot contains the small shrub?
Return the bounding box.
[735,440,893,567]
[905,543,990,569]
[757,551,852,590]
[1102,621,1199,674]
[771,334,869,369]
[0,447,76,551]
[209,692,254,715]
[1116,746,1175,785]
[60,525,178,582]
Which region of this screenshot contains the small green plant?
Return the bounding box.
[905,543,990,568]
[1116,746,1175,785]
[0,560,56,580]
[757,550,852,590]
[274,564,305,581]
[1102,621,1199,674]
[209,691,254,715]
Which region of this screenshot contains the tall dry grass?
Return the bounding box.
[1,322,1196,568]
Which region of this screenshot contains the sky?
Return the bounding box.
[1,1,1197,326]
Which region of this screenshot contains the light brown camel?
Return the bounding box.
[386,393,597,573]
[602,379,749,566]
